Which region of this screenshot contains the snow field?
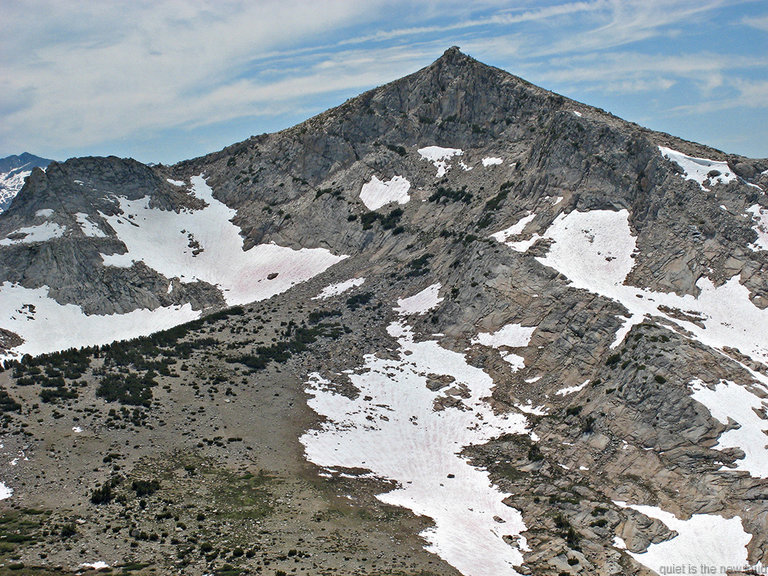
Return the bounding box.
[100,175,346,306]
[689,379,768,477]
[482,157,503,167]
[496,207,768,476]
[518,209,768,371]
[615,501,751,574]
[359,175,411,210]
[302,290,537,575]
[658,146,735,191]
[0,174,347,360]
[418,146,464,178]
[0,282,200,361]
[0,170,32,214]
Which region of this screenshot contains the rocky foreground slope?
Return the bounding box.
[0,47,767,576]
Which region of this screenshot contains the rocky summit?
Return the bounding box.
[0,47,767,576]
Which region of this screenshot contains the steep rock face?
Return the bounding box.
[1,48,768,576]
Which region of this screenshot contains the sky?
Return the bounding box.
[1,0,766,165]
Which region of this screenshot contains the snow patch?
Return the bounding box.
[515,401,547,416]
[482,157,503,167]
[166,178,185,187]
[0,483,11,500]
[75,213,107,238]
[35,209,53,218]
[747,204,768,251]
[490,213,536,243]
[100,175,346,306]
[501,353,526,371]
[360,175,411,210]
[313,278,365,300]
[572,111,582,117]
[473,324,536,349]
[659,146,735,191]
[0,221,66,245]
[615,501,751,574]
[395,283,443,315]
[80,562,110,570]
[302,301,533,576]
[689,379,768,477]
[418,146,463,178]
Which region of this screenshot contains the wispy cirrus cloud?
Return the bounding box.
[742,13,768,31]
[1,0,766,162]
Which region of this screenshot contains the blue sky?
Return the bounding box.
[1,0,766,164]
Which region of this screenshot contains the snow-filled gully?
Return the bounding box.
[301,285,534,576]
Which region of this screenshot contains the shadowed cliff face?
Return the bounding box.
[1,48,768,576]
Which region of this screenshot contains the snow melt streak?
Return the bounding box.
[100,175,345,306]
[301,319,531,576]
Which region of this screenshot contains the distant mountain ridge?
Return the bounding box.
[0,152,54,213]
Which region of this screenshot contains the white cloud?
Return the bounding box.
[743,14,768,32]
[0,0,766,161]
[0,1,401,154]
[518,51,768,95]
[669,79,768,115]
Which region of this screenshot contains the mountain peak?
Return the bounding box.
[432,45,482,71]
[440,45,465,61]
